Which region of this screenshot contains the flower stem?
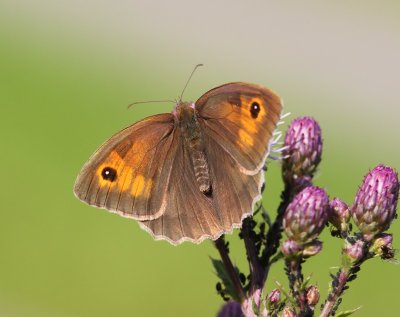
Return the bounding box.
[214,236,246,303]
[286,258,308,314]
[242,218,264,290]
[261,186,292,269]
[319,269,350,317]
[241,218,265,311]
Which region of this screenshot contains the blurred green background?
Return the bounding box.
[0,1,399,316]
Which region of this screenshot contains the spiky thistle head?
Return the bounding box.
[351,165,399,241]
[282,117,322,189]
[283,186,330,244]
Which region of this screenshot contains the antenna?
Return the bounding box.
[127,100,175,109]
[179,63,203,101]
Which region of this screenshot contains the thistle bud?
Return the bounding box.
[370,233,394,259]
[343,240,365,263]
[282,117,322,189]
[267,289,281,303]
[351,165,399,241]
[283,186,330,244]
[328,198,350,232]
[306,285,320,306]
[217,301,243,317]
[282,239,303,258]
[266,289,281,310]
[282,307,298,317]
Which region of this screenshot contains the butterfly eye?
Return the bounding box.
[101,167,117,182]
[250,102,261,119]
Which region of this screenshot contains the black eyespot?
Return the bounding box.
[250,102,260,118]
[101,167,117,182]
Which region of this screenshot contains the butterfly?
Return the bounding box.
[74,82,282,245]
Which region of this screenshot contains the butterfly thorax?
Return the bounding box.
[173,101,211,195]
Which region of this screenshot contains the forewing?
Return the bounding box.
[196,82,282,174]
[139,131,224,245]
[74,113,177,221]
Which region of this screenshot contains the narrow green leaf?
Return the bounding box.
[335,306,362,317]
[211,257,240,302]
[301,273,313,288]
[275,281,296,305]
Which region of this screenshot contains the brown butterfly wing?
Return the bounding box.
[139,130,224,244]
[204,133,264,230]
[74,114,178,221]
[196,82,282,175]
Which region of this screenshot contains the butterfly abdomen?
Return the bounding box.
[191,149,211,194]
[176,102,212,195]
[184,127,211,195]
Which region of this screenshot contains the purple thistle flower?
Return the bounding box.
[217,301,243,317]
[351,165,399,241]
[328,198,350,231]
[283,186,330,244]
[282,117,323,189]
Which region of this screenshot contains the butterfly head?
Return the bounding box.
[172,100,196,121]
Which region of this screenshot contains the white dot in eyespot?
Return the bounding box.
[101,167,117,181]
[250,102,261,118]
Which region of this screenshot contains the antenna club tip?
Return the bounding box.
[180,64,204,100]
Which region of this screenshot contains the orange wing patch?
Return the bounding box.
[95,150,153,198]
[131,174,153,198]
[95,151,126,189]
[238,128,254,146]
[236,96,267,147]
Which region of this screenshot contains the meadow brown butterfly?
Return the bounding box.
[74,81,282,244]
